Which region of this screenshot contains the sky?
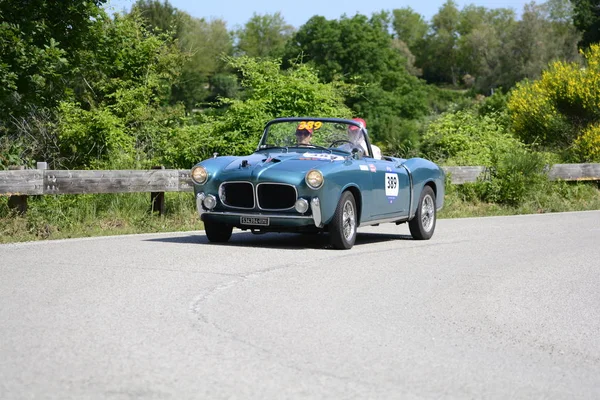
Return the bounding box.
[105,0,534,29]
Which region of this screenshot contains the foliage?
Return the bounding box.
[132,0,184,35]
[235,12,294,59]
[440,179,600,218]
[418,0,461,85]
[158,57,354,167]
[285,14,398,83]
[284,13,430,142]
[477,149,550,206]
[478,89,508,117]
[419,100,556,206]
[573,122,600,161]
[0,137,27,170]
[133,1,234,110]
[56,13,185,168]
[0,0,107,127]
[0,192,199,243]
[421,108,523,166]
[375,117,422,158]
[284,13,424,89]
[175,16,234,109]
[425,86,474,114]
[403,0,580,93]
[507,44,600,160]
[571,0,600,48]
[392,7,429,51]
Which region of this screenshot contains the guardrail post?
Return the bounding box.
[7,166,27,214]
[150,166,165,216]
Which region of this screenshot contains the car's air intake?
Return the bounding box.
[257,183,297,210]
[219,182,254,209]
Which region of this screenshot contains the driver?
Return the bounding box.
[346,118,382,159]
[295,124,313,145]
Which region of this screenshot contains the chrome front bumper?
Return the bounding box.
[196,192,323,228]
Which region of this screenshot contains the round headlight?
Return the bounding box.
[203,194,217,210]
[191,166,208,184]
[294,198,309,213]
[305,169,324,189]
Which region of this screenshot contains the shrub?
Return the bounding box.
[476,149,549,206]
[420,108,523,166]
[507,44,600,161]
[572,123,600,162]
[373,116,422,158]
[157,57,354,168]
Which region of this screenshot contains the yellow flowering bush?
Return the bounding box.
[508,44,600,161]
[573,123,600,162]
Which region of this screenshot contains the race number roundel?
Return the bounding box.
[385,173,399,197]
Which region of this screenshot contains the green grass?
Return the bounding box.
[0,192,201,244]
[440,181,600,218]
[1,182,599,244]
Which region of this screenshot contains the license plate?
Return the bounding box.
[240,216,269,226]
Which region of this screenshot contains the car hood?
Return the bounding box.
[220,151,347,179]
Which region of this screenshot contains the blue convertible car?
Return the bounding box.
[191,117,445,249]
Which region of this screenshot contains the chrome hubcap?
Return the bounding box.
[342,200,356,241]
[421,194,435,232]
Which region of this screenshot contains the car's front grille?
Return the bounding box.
[219,182,254,209]
[257,183,297,210]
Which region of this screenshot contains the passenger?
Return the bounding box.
[347,118,382,159]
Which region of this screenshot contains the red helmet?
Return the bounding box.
[349,118,366,131]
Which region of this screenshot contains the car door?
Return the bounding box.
[365,157,410,219]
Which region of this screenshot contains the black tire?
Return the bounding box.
[408,185,436,240]
[204,220,233,243]
[329,191,358,249]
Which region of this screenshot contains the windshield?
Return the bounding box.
[259,119,370,155]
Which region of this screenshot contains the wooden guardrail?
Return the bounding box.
[445,164,600,183]
[0,167,193,215]
[0,169,194,196]
[1,164,599,214]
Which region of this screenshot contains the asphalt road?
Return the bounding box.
[1,211,599,399]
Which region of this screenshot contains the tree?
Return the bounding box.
[235,12,294,58]
[500,2,580,88]
[158,57,354,167]
[455,7,517,91]
[284,13,429,150]
[392,7,429,51]
[418,0,461,84]
[132,0,183,36]
[416,0,580,92]
[285,13,422,85]
[0,0,107,126]
[132,1,234,110]
[175,16,234,109]
[571,0,600,48]
[55,12,185,168]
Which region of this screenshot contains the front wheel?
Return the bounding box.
[408,186,436,240]
[329,191,357,249]
[204,220,233,243]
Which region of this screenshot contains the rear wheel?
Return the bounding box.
[329,191,357,249]
[409,186,436,240]
[204,220,233,243]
